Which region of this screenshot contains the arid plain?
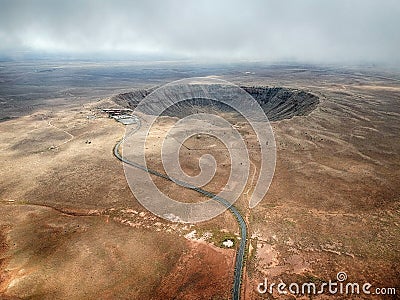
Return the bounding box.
[0,62,399,299]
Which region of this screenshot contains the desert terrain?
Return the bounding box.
[0,62,399,299]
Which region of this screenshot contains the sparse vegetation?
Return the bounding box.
[0,63,399,299]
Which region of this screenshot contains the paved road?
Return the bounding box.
[113,117,247,300]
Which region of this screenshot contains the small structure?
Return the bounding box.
[111,114,138,125]
[222,239,234,248]
[103,108,137,125]
[102,108,133,115]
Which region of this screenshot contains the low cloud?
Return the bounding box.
[0,0,399,64]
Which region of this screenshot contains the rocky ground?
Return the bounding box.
[0,63,399,299]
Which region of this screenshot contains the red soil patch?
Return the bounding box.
[154,241,235,300]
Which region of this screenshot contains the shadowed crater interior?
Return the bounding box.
[113,86,319,121]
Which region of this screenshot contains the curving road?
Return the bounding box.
[113,117,247,300]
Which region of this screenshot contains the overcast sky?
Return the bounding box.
[0,0,399,64]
